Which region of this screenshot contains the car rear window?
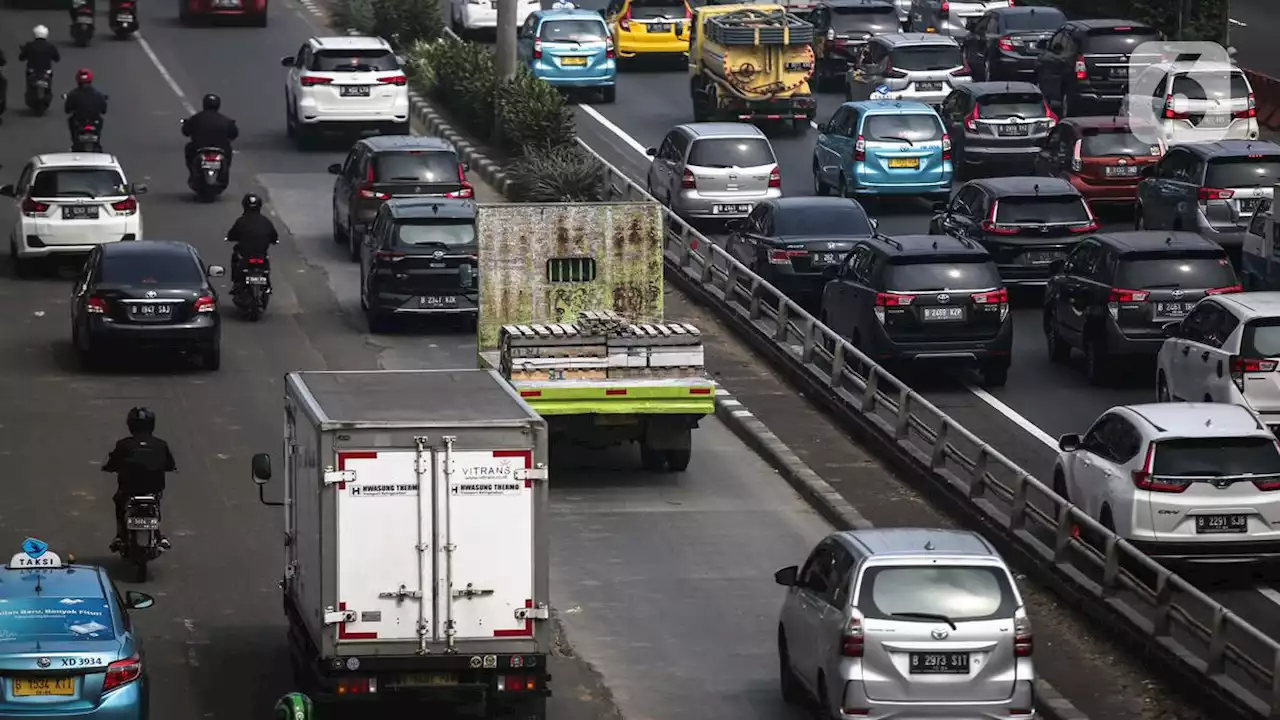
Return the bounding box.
[101,252,205,285]
[773,204,872,236]
[1205,157,1280,189]
[1115,252,1235,289]
[627,0,687,19]
[30,169,126,198]
[1081,27,1159,55]
[886,258,1002,291]
[686,138,775,168]
[994,195,1090,224]
[311,49,398,72]
[0,579,115,641]
[1169,72,1251,101]
[1080,129,1160,157]
[890,44,963,71]
[1242,318,1280,358]
[375,152,461,184]
[858,565,1017,623]
[863,114,943,142]
[540,19,609,42]
[1153,437,1280,477]
[1001,8,1065,31]
[976,92,1045,119]
[831,5,898,29]
[394,220,476,248]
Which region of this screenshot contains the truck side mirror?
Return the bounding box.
[252,453,272,484]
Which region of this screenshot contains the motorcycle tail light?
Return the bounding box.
[201,152,222,162]
[247,257,266,265]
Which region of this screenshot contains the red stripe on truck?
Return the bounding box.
[493,450,534,487]
[493,599,535,637]
[336,451,378,490]
[337,602,378,640]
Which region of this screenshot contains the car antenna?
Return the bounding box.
[1033,183,1040,195]
[924,540,935,551]
[1166,236,1174,244]
[932,240,938,249]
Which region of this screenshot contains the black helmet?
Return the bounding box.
[126,407,156,436]
[202,93,221,111]
[242,193,263,213]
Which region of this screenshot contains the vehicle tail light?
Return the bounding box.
[21,198,50,216]
[972,288,1009,321]
[1107,287,1147,319]
[1235,92,1257,119]
[86,296,107,314]
[358,183,389,200]
[193,296,217,313]
[1164,94,1189,120]
[981,202,1018,235]
[533,38,543,59]
[446,182,474,199]
[1199,187,1234,201]
[300,75,333,86]
[884,59,906,79]
[998,35,1014,52]
[1131,443,1189,493]
[684,3,691,18]
[853,136,866,162]
[827,27,835,42]
[606,36,615,59]
[768,166,781,188]
[1013,615,1032,657]
[767,249,806,265]
[112,197,138,215]
[1043,101,1058,128]
[619,8,631,31]
[941,133,952,161]
[1070,201,1100,232]
[103,655,142,692]
[950,61,970,77]
[498,674,538,692]
[247,257,266,265]
[964,105,979,132]
[873,291,912,323]
[378,74,407,86]
[1255,444,1280,490]
[1074,55,1086,81]
[1206,284,1243,295]
[376,250,406,261]
[334,677,375,695]
[681,169,696,189]
[939,0,949,14]
[1070,139,1083,172]
[839,610,865,657]
[1232,355,1279,390]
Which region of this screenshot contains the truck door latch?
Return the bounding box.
[379,584,423,602]
[323,608,356,625]
[323,469,356,486]
[452,583,494,599]
[515,604,550,621]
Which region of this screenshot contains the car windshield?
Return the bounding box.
[1242,318,1280,358]
[1205,157,1280,189]
[540,19,609,42]
[627,0,686,20]
[1153,437,1280,477]
[773,205,872,236]
[0,573,115,642]
[863,114,943,142]
[976,92,1045,119]
[1170,72,1251,101]
[885,259,1002,291]
[1001,9,1065,31]
[375,152,460,183]
[831,5,897,30]
[394,220,476,248]
[101,252,204,285]
[30,169,126,198]
[311,49,398,72]
[995,195,1090,224]
[858,565,1017,623]
[686,138,775,168]
[890,45,963,71]
[1115,252,1235,289]
[1080,130,1160,157]
[1082,27,1159,55]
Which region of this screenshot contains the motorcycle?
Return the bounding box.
[118,494,166,582]
[109,0,138,39]
[70,0,96,46]
[189,146,230,202]
[24,70,52,116]
[232,256,271,321]
[72,119,103,152]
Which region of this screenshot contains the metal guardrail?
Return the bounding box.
[574,136,1280,718]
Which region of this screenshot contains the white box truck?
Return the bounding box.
[250,369,551,719]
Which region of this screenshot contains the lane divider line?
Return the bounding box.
[136,34,195,114]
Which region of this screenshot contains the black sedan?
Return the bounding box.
[70,240,225,370]
[961,6,1066,82]
[724,197,879,299]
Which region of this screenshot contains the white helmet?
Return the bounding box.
[33,25,49,39]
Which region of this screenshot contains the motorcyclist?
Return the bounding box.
[68,0,95,25]
[18,26,61,79]
[102,407,175,552]
[226,193,279,287]
[64,68,107,145]
[182,93,239,177]
[274,693,314,720]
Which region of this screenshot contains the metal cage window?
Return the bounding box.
[546,257,597,283]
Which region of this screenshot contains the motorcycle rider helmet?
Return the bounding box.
[202,94,221,112]
[32,25,49,39]
[242,193,263,213]
[126,407,156,436]
[75,69,93,86]
[274,693,313,720]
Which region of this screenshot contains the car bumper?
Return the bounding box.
[1104,323,1166,355]
[86,316,219,350]
[296,97,410,125]
[865,322,1012,363]
[1127,536,1280,564]
[533,69,616,88]
[851,169,952,196]
[1157,118,1259,144]
[17,231,140,258]
[372,290,480,315]
[995,262,1054,286]
[963,145,1039,165]
[1068,175,1140,203]
[990,54,1036,79]
[615,34,688,57]
[868,88,952,106]
[840,678,1036,718]
[674,189,782,219]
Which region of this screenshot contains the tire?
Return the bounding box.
[134,560,148,583]
[1061,93,1072,118]
[664,447,691,472]
[601,85,616,103]
[1134,203,1146,230]
[640,442,666,472]
[816,677,835,720]
[114,28,130,39]
[812,160,831,196]
[1052,470,1069,521]
[75,327,99,371]
[500,696,547,720]
[201,344,221,371]
[10,240,32,279]
[252,9,268,26]
[1083,335,1109,386]
[838,173,853,199]
[285,104,297,139]
[981,359,1009,388]
[778,628,804,705]
[332,207,348,245]
[1045,311,1070,363]
[347,221,361,262]
[365,308,392,333]
[1157,374,1172,402]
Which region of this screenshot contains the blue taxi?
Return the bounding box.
[0,539,154,720]
[812,100,953,200]
[517,4,617,102]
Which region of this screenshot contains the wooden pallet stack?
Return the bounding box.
[498,310,705,382]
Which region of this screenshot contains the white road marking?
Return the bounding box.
[1229,18,1248,27]
[577,104,651,156]
[136,34,195,114]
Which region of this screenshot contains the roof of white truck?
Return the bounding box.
[289,370,540,426]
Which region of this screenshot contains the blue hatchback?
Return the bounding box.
[517,6,617,102]
[0,539,154,720]
[812,100,952,200]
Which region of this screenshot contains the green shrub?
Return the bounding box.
[508,145,606,203]
[372,0,444,48]
[497,71,576,156]
[412,38,498,140]
[331,0,375,33]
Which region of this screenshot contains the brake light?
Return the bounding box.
[21,198,50,216]
[875,292,913,306]
[768,166,781,188]
[246,257,266,265]
[681,169,696,189]
[358,183,389,200]
[193,296,216,313]
[1071,200,1100,233]
[1070,139,1083,172]
[86,296,107,314]
[941,133,951,161]
[1130,443,1189,493]
[998,35,1014,51]
[853,135,866,162]
[1199,187,1234,201]
[1235,92,1257,119]
[619,7,630,31]
[201,152,222,163]
[981,202,1018,235]
[972,288,1009,321]
[1109,288,1149,302]
[1232,355,1278,388]
[533,38,543,59]
[300,75,333,86]
[884,59,906,79]
[1014,615,1033,657]
[1164,94,1188,120]
[378,74,407,86]
[1043,101,1058,128]
[1074,55,1086,80]
[964,105,978,132]
[684,3,691,18]
[1256,446,1280,490]
[446,182,474,199]
[939,0,949,13]
[103,655,142,693]
[606,36,615,59]
[1206,284,1243,295]
[768,249,807,265]
[498,674,538,692]
[840,610,865,657]
[376,250,405,261]
[950,61,970,77]
[112,197,138,215]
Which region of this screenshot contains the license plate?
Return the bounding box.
[420,296,458,307]
[1104,165,1139,177]
[12,678,75,697]
[78,133,99,143]
[116,13,133,21]
[63,206,99,220]
[922,307,965,322]
[712,204,751,215]
[1199,114,1230,128]
[126,517,159,530]
[1022,250,1062,265]
[129,303,172,319]
[393,672,458,687]
[75,15,93,22]
[245,275,268,285]
[909,652,970,674]
[811,252,841,265]
[996,124,1029,137]
[560,56,587,66]
[647,22,670,32]
[1156,302,1190,317]
[340,86,371,97]
[35,80,49,88]
[915,81,942,91]
[1195,514,1248,534]
[887,157,920,169]
[201,160,222,170]
[1108,66,1128,78]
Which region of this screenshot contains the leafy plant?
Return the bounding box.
[508,145,606,203]
[371,0,444,48]
[331,0,375,34]
[410,38,498,139]
[497,71,576,156]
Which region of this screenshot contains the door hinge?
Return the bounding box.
[323,608,356,625]
[379,584,423,602]
[323,468,356,486]
[452,583,495,599]
[515,604,550,621]
[515,468,548,482]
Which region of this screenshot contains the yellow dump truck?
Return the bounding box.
[688,3,817,130]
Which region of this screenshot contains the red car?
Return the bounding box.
[179,0,267,26]
[1032,117,1164,206]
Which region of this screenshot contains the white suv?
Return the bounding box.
[1157,292,1280,429]
[1,153,146,278]
[450,0,539,32]
[281,36,410,147]
[1054,402,1280,564]
[1124,61,1259,144]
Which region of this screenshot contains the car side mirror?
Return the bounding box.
[327,163,343,175]
[251,452,272,484]
[207,265,226,278]
[1163,321,1181,339]
[1058,433,1081,452]
[774,565,798,586]
[931,201,948,214]
[724,218,743,232]
[869,218,879,231]
[280,56,296,67]
[645,147,658,157]
[822,264,841,279]
[124,591,154,610]
[131,183,148,195]
[0,185,14,198]
[1048,259,1064,275]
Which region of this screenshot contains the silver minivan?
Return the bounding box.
[846,34,971,105]
[644,123,782,223]
[775,528,1037,718]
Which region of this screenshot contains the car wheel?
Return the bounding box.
[1084,335,1110,386]
[252,8,267,26]
[777,628,804,705]
[201,344,221,371]
[813,160,831,196]
[1134,203,1145,230]
[348,221,361,262]
[332,207,348,245]
[838,173,852,198]
[1061,93,1071,117]
[9,239,32,279]
[1157,374,1172,402]
[664,448,691,471]
[74,326,99,370]
[1045,311,1070,363]
[365,308,392,333]
[601,85,616,103]
[639,440,667,471]
[816,676,835,720]
[981,359,1009,387]
[985,58,996,82]
[285,102,296,139]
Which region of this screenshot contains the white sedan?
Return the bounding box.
[450,0,540,32]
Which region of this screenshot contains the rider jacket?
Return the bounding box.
[18,39,60,73]
[182,110,240,152]
[227,213,279,258]
[104,434,176,497]
[65,85,107,123]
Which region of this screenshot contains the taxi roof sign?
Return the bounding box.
[8,538,63,570]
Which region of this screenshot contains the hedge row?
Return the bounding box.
[1022,0,1228,45]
